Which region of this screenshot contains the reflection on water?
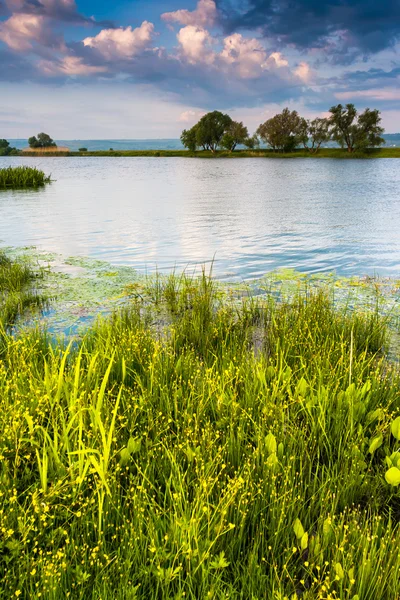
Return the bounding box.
[0,156,399,280]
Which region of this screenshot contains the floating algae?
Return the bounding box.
[3,247,400,353]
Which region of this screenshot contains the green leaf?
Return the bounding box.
[210,551,230,570]
[277,442,284,460]
[293,518,305,540]
[391,417,400,440]
[265,433,277,456]
[385,467,400,486]
[300,532,308,550]
[368,434,383,454]
[335,562,344,580]
[127,437,141,455]
[389,451,400,469]
[266,452,279,469]
[119,448,131,467]
[323,518,333,539]
[296,377,308,397]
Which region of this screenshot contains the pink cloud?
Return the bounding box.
[177,25,215,64]
[179,109,205,122]
[220,33,270,78]
[294,61,311,82]
[336,89,400,101]
[40,55,107,76]
[0,13,49,50]
[162,0,217,28]
[83,21,155,60]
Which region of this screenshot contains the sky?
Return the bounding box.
[0,0,399,138]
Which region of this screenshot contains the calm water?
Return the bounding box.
[1,156,399,280]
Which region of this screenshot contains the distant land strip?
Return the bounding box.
[18,148,400,158]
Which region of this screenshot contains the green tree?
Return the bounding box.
[28,132,57,148]
[243,135,260,150]
[0,139,18,156]
[220,121,249,152]
[257,108,303,152]
[299,117,331,153]
[195,111,232,153]
[329,104,385,152]
[180,126,198,152]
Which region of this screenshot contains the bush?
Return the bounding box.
[79,147,88,152]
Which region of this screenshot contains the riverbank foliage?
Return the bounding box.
[181,105,385,154]
[67,147,400,158]
[1,254,400,599]
[0,166,52,189]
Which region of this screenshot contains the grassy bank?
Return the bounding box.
[0,166,52,188]
[1,254,400,599]
[16,148,400,159]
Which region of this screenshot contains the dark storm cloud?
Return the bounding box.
[216,0,400,59]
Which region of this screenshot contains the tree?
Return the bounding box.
[329,104,385,152]
[195,111,232,153]
[0,139,18,156]
[220,121,249,152]
[257,108,303,152]
[299,117,331,153]
[180,126,198,152]
[243,135,260,150]
[28,132,57,148]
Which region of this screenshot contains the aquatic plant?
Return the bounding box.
[0,166,51,189]
[0,251,45,337]
[0,268,400,599]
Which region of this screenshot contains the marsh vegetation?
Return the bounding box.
[1,253,400,599]
[0,166,52,189]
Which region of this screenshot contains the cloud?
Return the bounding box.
[0,13,53,50]
[269,52,289,68]
[162,0,217,28]
[336,88,400,101]
[3,0,96,24]
[179,109,205,122]
[0,45,37,79]
[40,55,107,76]
[176,27,292,81]
[177,25,215,64]
[216,0,400,61]
[294,61,311,82]
[83,21,155,60]
[220,33,268,78]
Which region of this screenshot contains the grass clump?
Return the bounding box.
[0,271,400,599]
[0,251,45,338]
[0,166,51,189]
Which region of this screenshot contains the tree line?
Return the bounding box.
[180,104,385,154]
[0,133,57,156]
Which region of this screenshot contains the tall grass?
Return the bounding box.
[0,251,45,342]
[0,166,51,189]
[0,269,400,599]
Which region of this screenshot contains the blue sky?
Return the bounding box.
[0,0,399,138]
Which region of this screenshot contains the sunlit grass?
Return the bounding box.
[0,166,51,189]
[1,259,400,599]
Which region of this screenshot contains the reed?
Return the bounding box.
[1,263,400,599]
[0,166,52,189]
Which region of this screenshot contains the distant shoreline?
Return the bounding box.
[11,148,400,158]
